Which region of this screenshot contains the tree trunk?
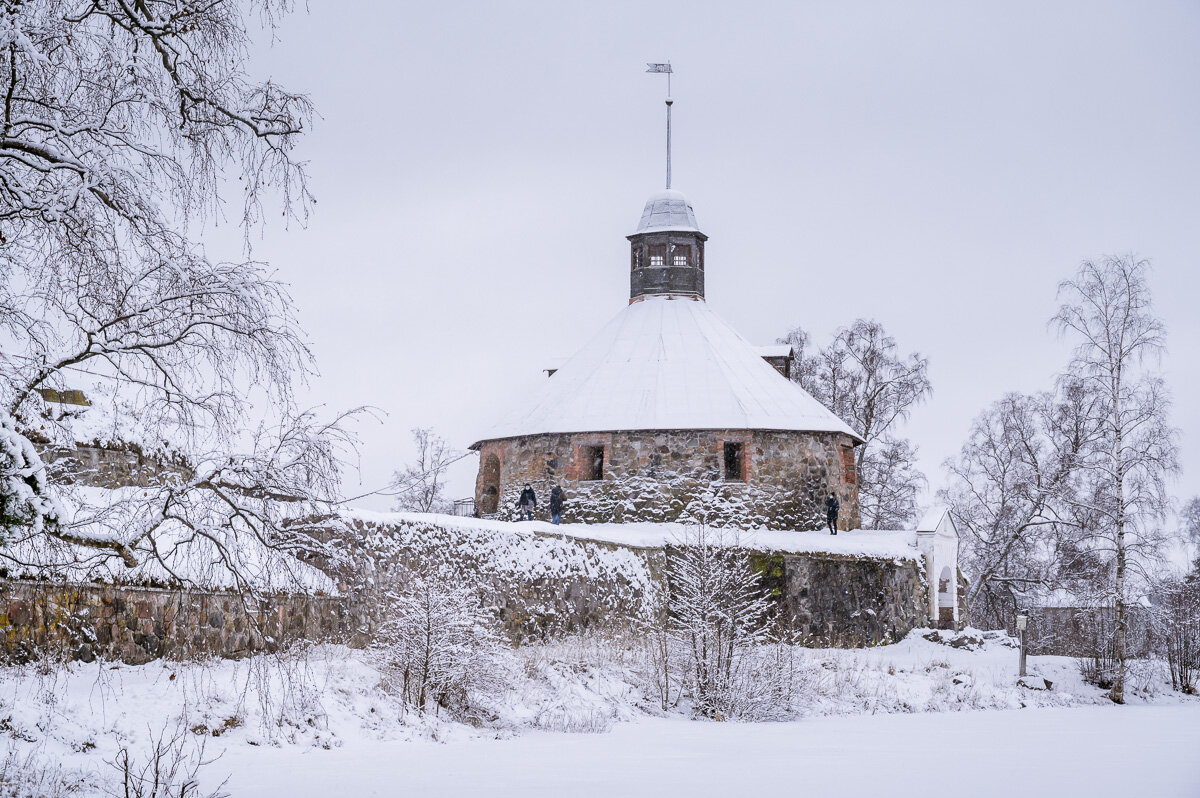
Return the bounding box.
[1112,515,1127,704]
[1110,370,1127,705]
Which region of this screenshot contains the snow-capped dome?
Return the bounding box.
[634,189,700,234]
[472,296,862,445]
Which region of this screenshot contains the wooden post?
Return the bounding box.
[1016,613,1028,677]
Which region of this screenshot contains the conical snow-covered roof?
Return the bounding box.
[635,189,700,233]
[472,296,862,446]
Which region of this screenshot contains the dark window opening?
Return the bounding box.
[631,248,642,269]
[582,445,604,481]
[649,245,666,267]
[672,246,690,267]
[546,457,558,476]
[723,442,744,482]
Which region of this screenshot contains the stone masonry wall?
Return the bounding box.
[40,443,192,489]
[0,580,357,664]
[343,514,924,648]
[475,429,861,531]
[770,553,930,647]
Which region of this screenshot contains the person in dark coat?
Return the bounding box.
[825,492,840,535]
[517,484,537,521]
[549,485,564,525]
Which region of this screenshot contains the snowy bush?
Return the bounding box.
[0,414,60,540]
[664,526,779,721]
[370,558,513,722]
[0,745,88,798]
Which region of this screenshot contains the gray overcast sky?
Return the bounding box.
[207,1,1200,513]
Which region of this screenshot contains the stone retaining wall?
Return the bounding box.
[0,580,357,664]
[772,552,930,647]
[342,515,929,648]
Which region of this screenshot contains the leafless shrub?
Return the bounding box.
[665,525,779,720]
[105,726,228,798]
[1150,575,1200,694]
[0,745,87,798]
[530,706,614,734]
[369,557,512,722]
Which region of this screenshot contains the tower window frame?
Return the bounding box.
[672,246,690,267]
[723,442,745,482]
[581,445,605,481]
[649,245,666,268]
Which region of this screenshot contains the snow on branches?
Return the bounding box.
[0,411,60,538]
[0,1,370,594]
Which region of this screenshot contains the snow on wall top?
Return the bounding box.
[552,521,920,561]
[343,510,921,563]
[473,296,862,445]
[634,189,700,234]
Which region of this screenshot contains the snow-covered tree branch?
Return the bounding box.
[0,0,368,593]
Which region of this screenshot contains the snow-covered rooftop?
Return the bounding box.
[473,295,862,445]
[917,506,950,533]
[756,344,794,359]
[634,189,701,234]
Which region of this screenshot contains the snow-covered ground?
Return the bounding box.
[220,707,1200,798]
[1,631,1196,796]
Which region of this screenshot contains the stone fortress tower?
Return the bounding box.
[471,151,865,529]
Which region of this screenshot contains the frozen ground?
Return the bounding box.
[1,631,1196,796]
[221,705,1200,798]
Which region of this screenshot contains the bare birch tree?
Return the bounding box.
[1183,497,1200,552]
[0,1,364,590]
[391,427,457,514]
[859,436,926,530]
[781,319,932,528]
[1052,256,1179,703]
[940,387,1101,628]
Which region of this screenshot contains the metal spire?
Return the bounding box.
[645,62,674,189]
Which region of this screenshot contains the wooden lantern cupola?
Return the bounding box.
[627,190,708,302]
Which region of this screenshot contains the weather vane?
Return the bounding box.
[646,61,674,189]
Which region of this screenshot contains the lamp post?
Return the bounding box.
[1016,613,1028,678]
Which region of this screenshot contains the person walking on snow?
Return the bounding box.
[825,492,839,535]
[549,484,565,525]
[517,484,537,521]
